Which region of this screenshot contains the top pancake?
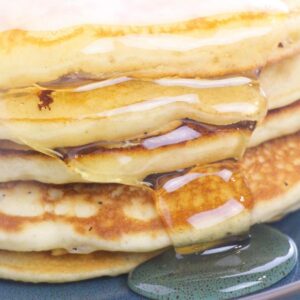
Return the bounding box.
[0,0,300,88]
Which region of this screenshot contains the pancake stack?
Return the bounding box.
[0,0,300,283]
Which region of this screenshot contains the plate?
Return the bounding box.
[1,210,300,300]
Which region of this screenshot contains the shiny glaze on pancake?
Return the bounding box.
[0,76,265,151]
[154,161,252,253]
[0,100,299,185]
[0,132,298,253]
[1,51,300,152]
[56,121,253,185]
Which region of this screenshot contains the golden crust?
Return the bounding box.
[0,101,299,185]
[250,99,300,146]
[0,132,298,253]
[1,8,300,88]
[243,132,300,201]
[0,250,160,283]
[0,132,299,283]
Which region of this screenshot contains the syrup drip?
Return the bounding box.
[0,75,266,154]
[52,120,255,185]
[153,161,253,254]
[58,120,255,157]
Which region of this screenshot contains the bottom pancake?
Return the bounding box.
[0,250,159,283]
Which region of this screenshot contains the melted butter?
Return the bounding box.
[154,161,253,254]
[0,76,266,154]
[0,0,288,31]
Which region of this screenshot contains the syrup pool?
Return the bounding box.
[128,225,297,299]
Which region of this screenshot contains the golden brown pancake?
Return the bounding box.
[0,100,298,185]
[250,99,300,147]
[0,1,300,88]
[261,51,300,109]
[1,51,300,152]
[1,0,299,286]
[0,131,298,254]
[0,250,160,283]
[0,77,265,151]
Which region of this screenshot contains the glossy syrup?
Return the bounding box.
[153,161,253,254]
[128,225,298,299]
[53,121,255,185]
[0,75,265,155]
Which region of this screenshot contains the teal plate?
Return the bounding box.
[1,210,300,300]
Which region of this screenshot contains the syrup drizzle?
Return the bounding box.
[51,119,255,185]
[153,161,253,254]
[0,75,266,156]
[58,120,255,157]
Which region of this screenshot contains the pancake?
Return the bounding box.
[0,100,298,185]
[0,131,298,254]
[60,121,254,185]
[0,250,160,283]
[0,51,299,151]
[0,76,266,152]
[250,99,300,147]
[0,1,300,89]
[261,51,300,109]
[243,132,300,224]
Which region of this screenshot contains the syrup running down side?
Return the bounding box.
[56,120,255,185]
[153,161,253,254]
[0,76,266,151]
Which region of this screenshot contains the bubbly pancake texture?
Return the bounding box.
[0,1,300,88]
[0,250,160,283]
[0,132,298,253]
